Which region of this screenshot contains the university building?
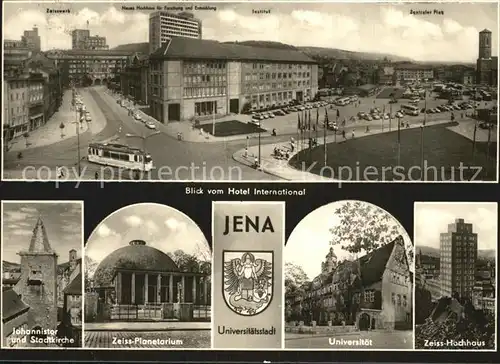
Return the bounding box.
[87,239,211,322]
[287,236,412,330]
[439,218,478,299]
[148,38,318,122]
[476,29,498,87]
[149,11,202,54]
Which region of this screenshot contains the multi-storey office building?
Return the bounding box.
[72,30,108,50]
[394,64,434,83]
[149,11,202,54]
[148,38,318,122]
[72,29,90,49]
[46,50,130,87]
[21,27,41,52]
[439,218,478,299]
[121,54,150,105]
[85,36,108,50]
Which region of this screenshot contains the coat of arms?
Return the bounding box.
[223,250,273,316]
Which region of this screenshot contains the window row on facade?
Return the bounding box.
[245,81,310,93]
[184,62,226,73]
[183,87,226,98]
[250,63,312,70]
[183,74,227,85]
[250,91,294,105]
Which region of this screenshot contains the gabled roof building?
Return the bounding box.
[287,236,412,330]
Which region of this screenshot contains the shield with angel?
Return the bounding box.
[222,250,273,316]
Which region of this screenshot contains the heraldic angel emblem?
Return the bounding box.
[223,251,273,316]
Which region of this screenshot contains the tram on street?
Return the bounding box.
[87,142,154,172]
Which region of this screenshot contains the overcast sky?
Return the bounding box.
[3,2,497,62]
[2,202,82,263]
[85,203,210,264]
[285,200,412,280]
[414,202,497,251]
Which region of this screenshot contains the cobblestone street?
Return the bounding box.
[84,330,210,349]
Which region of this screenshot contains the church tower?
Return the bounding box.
[15,217,59,332]
[479,29,492,59]
[324,247,338,273]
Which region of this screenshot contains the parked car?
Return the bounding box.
[328,122,338,131]
[134,113,142,120]
[274,110,286,116]
[268,112,275,118]
[146,122,156,129]
[85,114,92,122]
[479,122,493,129]
[395,111,404,118]
[363,114,373,121]
[372,114,381,120]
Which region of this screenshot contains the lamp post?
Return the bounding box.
[397,116,401,167]
[258,123,262,167]
[126,131,161,177]
[420,125,424,181]
[72,116,81,176]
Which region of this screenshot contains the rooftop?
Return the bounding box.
[63,273,82,295]
[2,288,30,323]
[46,49,132,58]
[150,37,316,64]
[395,63,433,70]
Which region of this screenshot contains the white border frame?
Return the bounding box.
[1,0,498,183]
[413,201,498,353]
[211,201,286,350]
[81,202,213,350]
[0,200,85,350]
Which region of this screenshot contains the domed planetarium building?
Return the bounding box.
[90,239,210,322]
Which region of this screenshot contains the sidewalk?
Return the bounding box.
[233,118,454,181]
[85,322,210,331]
[8,90,90,152]
[3,159,136,181]
[79,86,109,135]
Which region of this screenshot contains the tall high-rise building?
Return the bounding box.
[149,11,202,54]
[439,218,478,299]
[21,27,41,52]
[72,29,90,49]
[72,30,108,50]
[476,29,498,86]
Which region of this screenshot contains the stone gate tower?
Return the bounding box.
[15,217,59,332]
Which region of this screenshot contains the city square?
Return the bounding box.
[2,2,498,181]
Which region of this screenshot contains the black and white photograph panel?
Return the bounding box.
[83,203,211,349]
[414,202,497,351]
[1,201,83,349]
[2,2,497,182]
[285,200,414,350]
[212,202,284,349]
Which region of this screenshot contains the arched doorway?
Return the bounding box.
[359,313,370,331]
[94,78,102,86]
[371,317,376,329]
